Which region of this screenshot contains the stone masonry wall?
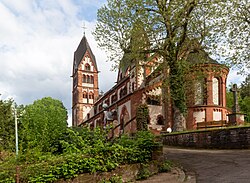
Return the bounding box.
[162,127,250,149]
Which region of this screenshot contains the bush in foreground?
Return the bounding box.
[0,128,158,182]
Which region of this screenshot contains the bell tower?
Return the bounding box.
[72,35,99,126]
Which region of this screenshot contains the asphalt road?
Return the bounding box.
[164,147,250,183]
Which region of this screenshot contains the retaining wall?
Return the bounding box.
[162,126,250,149]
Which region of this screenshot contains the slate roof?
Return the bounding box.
[187,49,219,65]
[73,36,98,72]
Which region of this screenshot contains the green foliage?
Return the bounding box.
[239,75,250,122]
[226,90,234,109]
[100,175,123,183]
[159,160,173,173]
[240,75,250,99]
[169,60,189,114]
[0,128,158,182]
[0,97,160,182]
[227,78,250,122]
[95,0,236,130]
[20,97,68,152]
[214,1,249,72]
[0,99,15,151]
[117,131,157,163]
[136,104,149,131]
[240,96,250,123]
[136,163,151,180]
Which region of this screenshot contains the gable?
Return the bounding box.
[79,51,98,72]
[73,36,98,75]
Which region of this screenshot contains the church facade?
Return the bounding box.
[72,35,230,133]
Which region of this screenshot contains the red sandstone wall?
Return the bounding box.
[163,127,250,149]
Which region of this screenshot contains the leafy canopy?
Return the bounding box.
[0,99,14,151]
[214,0,249,72]
[21,97,68,152]
[94,0,233,130]
[227,76,250,122]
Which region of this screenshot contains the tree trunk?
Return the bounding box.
[172,104,186,132]
[168,52,187,132]
[161,61,173,130]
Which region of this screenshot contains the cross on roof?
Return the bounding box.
[82,22,87,36]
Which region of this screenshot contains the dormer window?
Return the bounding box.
[85,63,91,71]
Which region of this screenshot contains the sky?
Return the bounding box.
[0,0,247,126]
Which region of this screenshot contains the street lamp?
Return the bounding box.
[14,107,18,158]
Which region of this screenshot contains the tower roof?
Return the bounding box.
[74,36,98,72]
[187,49,219,64]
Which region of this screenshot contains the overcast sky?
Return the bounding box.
[0,0,246,126]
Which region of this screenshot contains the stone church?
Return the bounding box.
[72,35,229,133]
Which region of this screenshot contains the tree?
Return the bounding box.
[21,97,68,152]
[239,75,250,122]
[226,89,233,110]
[94,0,228,131]
[240,97,250,122]
[240,75,250,99]
[226,78,250,123]
[212,0,249,72]
[0,98,15,151]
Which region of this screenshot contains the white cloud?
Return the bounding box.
[0,0,116,126]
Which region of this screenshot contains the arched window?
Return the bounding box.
[157,115,164,125]
[132,82,135,92]
[213,77,219,105]
[146,96,160,105]
[89,92,94,99]
[111,93,117,103]
[94,106,97,114]
[105,99,109,106]
[83,75,86,83]
[87,75,90,83]
[195,80,204,105]
[99,104,102,112]
[119,89,123,98]
[85,63,90,71]
[90,76,94,84]
[120,106,130,132]
[123,86,127,96]
[83,91,87,98]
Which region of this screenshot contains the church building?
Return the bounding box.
[72,35,230,133]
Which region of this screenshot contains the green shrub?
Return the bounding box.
[136,163,151,180]
[159,160,172,172]
[100,175,123,183]
[116,131,157,163]
[0,128,158,182]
